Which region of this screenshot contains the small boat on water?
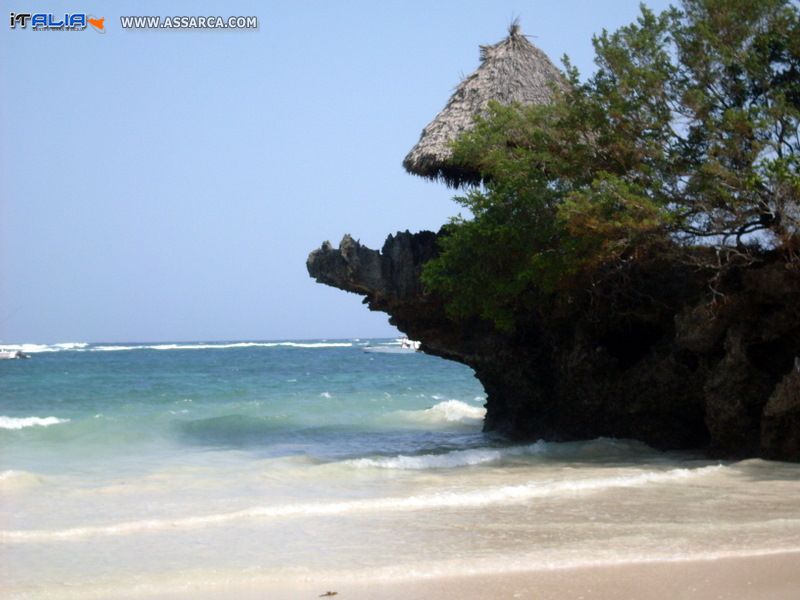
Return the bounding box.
[0,349,30,360]
[362,338,421,354]
[399,338,421,351]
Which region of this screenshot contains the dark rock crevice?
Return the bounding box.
[307,231,800,461]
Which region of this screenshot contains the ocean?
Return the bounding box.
[2,340,800,598]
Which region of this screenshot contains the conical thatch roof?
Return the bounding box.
[403,23,567,187]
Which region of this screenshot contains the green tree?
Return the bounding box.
[423,0,800,330]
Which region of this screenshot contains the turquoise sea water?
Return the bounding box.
[1,340,485,470]
[3,340,800,598]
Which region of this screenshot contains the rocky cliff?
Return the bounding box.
[307,231,800,460]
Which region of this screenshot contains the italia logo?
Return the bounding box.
[9,12,105,31]
[88,16,104,32]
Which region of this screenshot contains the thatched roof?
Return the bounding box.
[403,22,568,187]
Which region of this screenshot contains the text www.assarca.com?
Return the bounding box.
[120,16,257,29]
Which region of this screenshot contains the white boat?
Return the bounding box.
[399,338,421,351]
[362,338,421,354]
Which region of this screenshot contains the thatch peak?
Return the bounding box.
[480,20,523,60]
[403,22,567,188]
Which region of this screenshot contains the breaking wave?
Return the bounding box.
[0,416,70,430]
[392,400,486,425]
[348,442,547,470]
[0,342,87,353]
[0,465,724,543]
[0,341,354,354]
[90,341,353,352]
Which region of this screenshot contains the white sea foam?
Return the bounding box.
[89,341,353,352]
[22,546,800,599]
[0,465,724,543]
[345,546,800,583]
[90,345,138,351]
[349,443,547,470]
[0,340,364,354]
[0,416,70,430]
[0,342,87,353]
[0,469,42,489]
[394,400,487,425]
[53,342,89,350]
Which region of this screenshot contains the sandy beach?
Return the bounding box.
[190,551,800,600]
[6,345,800,599]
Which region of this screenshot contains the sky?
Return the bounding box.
[0,0,672,343]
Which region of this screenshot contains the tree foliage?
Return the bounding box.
[422,0,800,330]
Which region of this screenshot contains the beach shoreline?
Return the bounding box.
[6,344,800,599]
[180,551,800,600]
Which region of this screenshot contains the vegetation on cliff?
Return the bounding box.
[308,0,800,459]
[422,0,800,331]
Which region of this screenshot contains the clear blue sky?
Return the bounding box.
[1,0,671,343]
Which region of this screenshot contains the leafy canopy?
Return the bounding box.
[422,0,800,330]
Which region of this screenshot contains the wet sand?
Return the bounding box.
[200,551,800,600]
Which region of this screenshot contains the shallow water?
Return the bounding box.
[2,340,800,598]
